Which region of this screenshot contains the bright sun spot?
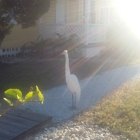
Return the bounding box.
[115,0,140,38]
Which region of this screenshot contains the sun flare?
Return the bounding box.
[115,0,140,38]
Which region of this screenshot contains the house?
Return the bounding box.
[39,0,118,41]
[0,25,39,58]
[0,0,118,58]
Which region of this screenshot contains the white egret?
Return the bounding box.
[62,50,81,109]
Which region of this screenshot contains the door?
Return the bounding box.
[56,0,66,24]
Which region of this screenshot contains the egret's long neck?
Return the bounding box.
[65,53,70,75]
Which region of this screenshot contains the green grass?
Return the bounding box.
[75,79,140,140]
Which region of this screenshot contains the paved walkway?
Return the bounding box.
[19,65,140,122]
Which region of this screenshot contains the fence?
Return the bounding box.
[39,23,107,44]
[0,47,21,58]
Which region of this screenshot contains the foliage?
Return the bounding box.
[0,0,50,44]
[0,86,44,116]
[75,79,140,140]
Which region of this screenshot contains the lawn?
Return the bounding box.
[75,77,140,140]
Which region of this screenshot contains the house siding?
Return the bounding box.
[1,25,39,49]
[67,0,79,23]
[41,0,56,24]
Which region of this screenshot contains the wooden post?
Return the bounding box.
[84,0,91,45]
[66,0,69,23]
[78,0,82,23]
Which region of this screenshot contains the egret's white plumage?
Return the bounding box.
[62,50,81,109]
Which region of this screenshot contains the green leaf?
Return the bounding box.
[36,86,44,104]
[17,94,21,100]
[17,94,24,103]
[3,98,13,106]
[25,91,37,102]
[5,89,22,99]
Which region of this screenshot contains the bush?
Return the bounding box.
[0,86,44,116]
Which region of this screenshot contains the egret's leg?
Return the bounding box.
[72,93,74,108]
[73,93,76,110]
[69,93,75,110]
[74,93,77,109]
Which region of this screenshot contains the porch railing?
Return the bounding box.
[39,23,107,44]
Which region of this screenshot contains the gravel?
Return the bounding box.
[26,120,128,140]
[21,65,140,140]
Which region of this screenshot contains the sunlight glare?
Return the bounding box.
[115,0,140,38]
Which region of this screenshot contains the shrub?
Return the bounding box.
[0,86,44,116]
